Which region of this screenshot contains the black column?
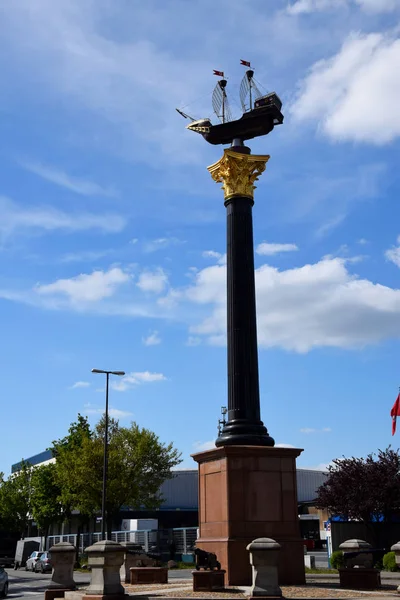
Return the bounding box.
[216,180,274,447]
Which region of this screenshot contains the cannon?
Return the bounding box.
[194,547,221,571]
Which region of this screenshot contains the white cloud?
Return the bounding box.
[21,162,117,197]
[193,440,216,452]
[70,381,90,389]
[202,250,222,260]
[300,427,332,434]
[184,256,400,352]
[385,237,400,268]
[186,336,202,347]
[256,242,299,256]
[84,403,133,420]
[303,463,331,471]
[60,250,113,263]
[143,238,184,253]
[291,32,400,144]
[0,196,126,242]
[142,331,161,346]
[111,370,167,392]
[287,0,398,14]
[137,269,168,294]
[275,442,297,448]
[357,238,369,245]
[35,268,131,304]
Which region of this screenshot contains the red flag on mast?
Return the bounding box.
[240,59,251,67]
[213,70,224,77]
[391,393,400,435]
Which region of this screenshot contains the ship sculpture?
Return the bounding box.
[176,60,284,146]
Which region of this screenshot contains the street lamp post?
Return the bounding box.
[91,368,125,540]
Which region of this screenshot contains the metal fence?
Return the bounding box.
[47,527,198,555]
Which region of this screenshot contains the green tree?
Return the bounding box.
[30,463,63,549]
[316,447,400,545]
[54,416,182,536]
[0,462,32,537]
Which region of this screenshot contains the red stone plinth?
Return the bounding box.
[192,446,305,586]
[45,590,70,600]
[339,568,381,590]
[129,566,168,584]
[192,570,226,591]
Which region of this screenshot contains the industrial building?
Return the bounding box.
[12,450,327,543]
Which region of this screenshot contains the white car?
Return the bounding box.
[25,551,44,572]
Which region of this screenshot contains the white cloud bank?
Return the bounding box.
[385,236,400,268]
[111,371,167,392]
[185,257,400,352]
[143,331,162,346]
[137,269,168,294]
[21,162,118,197]
[256,243,298,256]
[0,196,126,241]
[291,31,400,144]
[36,268,131,304]
[287,0,398,14]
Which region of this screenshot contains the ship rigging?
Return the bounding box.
[176,60,284,146]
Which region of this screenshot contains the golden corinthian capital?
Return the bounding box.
[207,149,270,201]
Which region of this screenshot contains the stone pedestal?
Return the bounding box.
[192,445,305,586]
[48,542,77,590]
[119,543,143,584]
[129,567,168,584]
[192,570,225,591]
[390,542,400,593]
[85,540,126,597]
[247,538,282,599]
[339,568,381,590]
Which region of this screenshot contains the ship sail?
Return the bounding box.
[240,69,263,112]
[212,79,233,124]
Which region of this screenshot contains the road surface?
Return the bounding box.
[5,552,329,599]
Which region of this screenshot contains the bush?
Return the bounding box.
[330,550,345,569]
[383,551,398,572]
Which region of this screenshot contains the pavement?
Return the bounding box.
[5,565,400,600]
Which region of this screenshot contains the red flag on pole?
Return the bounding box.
[240,59,251,67]
[391,393,400,435]
[213,70,224,77]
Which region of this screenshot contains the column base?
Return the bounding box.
[216,419,275,447]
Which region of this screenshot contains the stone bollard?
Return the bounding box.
[246,538,282,599]
[338,539,380,590]
[119,542,143,584]
[44,542,76,600]
[390,542,400,593]
[85,540,126,597]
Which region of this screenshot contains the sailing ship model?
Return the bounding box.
[176,60,284,146]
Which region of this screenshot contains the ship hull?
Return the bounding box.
[204,105,283,145]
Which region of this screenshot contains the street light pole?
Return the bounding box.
[91,368,125,540]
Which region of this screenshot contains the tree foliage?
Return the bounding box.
[316,447,400,523]
[0,414,181,538]
[30,463,63,537]
[0,462,32,536]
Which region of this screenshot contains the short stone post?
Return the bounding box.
[85,540,126,597]
[390,542,400,593]
[44,542,76,600]
[338,539,380,590]
[246,538,282,599]
[119,542,143,584]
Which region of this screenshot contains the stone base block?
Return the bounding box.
[192,446,305,586]
[339,568,381,590]
[65,594,128,600]
[45,589,72,600]
[192,570,226,591]
[129,567,168,585]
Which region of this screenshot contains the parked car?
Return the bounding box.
[0,567,8,597]
[25,551,44,572]
[34,552,52,574]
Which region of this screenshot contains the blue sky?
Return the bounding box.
[1,0,400,476]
